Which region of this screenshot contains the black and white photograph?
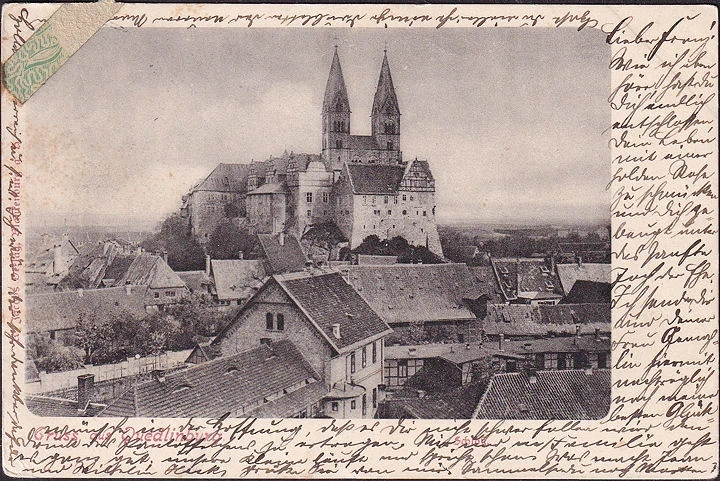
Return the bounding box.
[18,26,613,420]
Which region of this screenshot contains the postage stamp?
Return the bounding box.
[2,3,718,478]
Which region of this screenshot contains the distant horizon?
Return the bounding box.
[24,27,610,233]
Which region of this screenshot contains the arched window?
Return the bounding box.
[336,100,344,112]
[265,313,273,330]
[277,313,285,331]
[384,119,395,134]
[387,140,393,150]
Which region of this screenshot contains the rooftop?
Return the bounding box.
[210,259,266,301]
[556,263,611,295]
[345,164,406,195]
[473,369,611,419]
[257,233,308,274]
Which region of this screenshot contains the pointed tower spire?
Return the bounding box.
[323,48,350,114]
[372,50,399,116]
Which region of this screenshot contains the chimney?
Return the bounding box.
[498,333,504,351]
[576,324,581,337]
[417,389,426,399]
[585,365,593,375]
[162,251,168,263]
[238,251,244,260]
[594,327,600,339]
[205,254,211,276]
[77,373,94,413]
[53,245,63,275]
[125,284,132,295]
[549,252,556,273]
[527,369,537,384]
[77,288,84,298]
[279,232,285,246]
[152,369,167,384]
[331,323,341,339]
[577,255,583,267]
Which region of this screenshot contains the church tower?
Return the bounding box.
[371,50,401,162]
[322,47,351,172]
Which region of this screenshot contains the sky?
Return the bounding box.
[24,26,610,230]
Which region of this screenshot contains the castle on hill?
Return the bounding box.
[182,48,443,256]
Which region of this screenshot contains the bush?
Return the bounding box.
[36,341,85,373]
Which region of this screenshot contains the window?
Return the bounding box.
[260,338,271,345]
[266,313,273,330]
[306,209,312,218]
[322,192,328,203]
[402,210,407,216]
[165,290,176,297]
[384,120,395,134]
[410,195,414,201]
[331,402,339,412]
[154,292,160,299]
[394,197,398,204]
[362,346,367,368]
[372,342,377,363]
[336,139,342,149]
[362,393,367,415]
[276,313,285,331]
[351,400,356,410]
[423,211,427,216]
[388,210,392,215]
[306,192,313,203]
[384,196,388,204]
[49,330,56,340]
[372,388,377,408]
[350,352,356,374]
[544,353,558,370]
[402,194,407,201]
[598,352,608,369]
[387,140,393,150]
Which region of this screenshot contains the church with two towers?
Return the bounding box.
[183,48,443,256]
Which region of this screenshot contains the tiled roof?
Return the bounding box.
[211,259,266,301]
[101,254,135,283]
[276,271,392,352]
[60,243,116,289]
[563,280,611,304]
[473,369,611,419]
[357,255,397,265]
[257,234,308,274]
[99,340,317,418]
[120,254,186,289]
[26,286,149,334]
[247,381,327,418]
[346,164,405,194]
[467,266,504,303]
[491,258,564,301]
[503,336,610,355]
[483,303,611,337]
[247,182,288,195]
[556,263,611,295]
[390,382,487,419]
[176,270,210,294]
[193,163,252,193]
[348,135,379,151]
[25,395,106,417]
[26,238,79,274]
[345,264,483,324]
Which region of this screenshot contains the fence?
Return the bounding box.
[26,348,193,394]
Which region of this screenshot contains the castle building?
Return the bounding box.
[187,48,443,256]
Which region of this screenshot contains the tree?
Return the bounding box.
[36,341,85,373]
[75,312,115,364]
[207,220,258,260]
[141,213,205,271]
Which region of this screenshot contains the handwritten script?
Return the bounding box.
[2,4,718,478]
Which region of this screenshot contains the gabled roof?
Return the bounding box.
[473,369,611,419]
[257,234,308,274]
[210,259,266,301]
[389,382,487,419]
[322,48,351,114]
[491,257,564,301]
[467,266,504,303]
[119,253,186,289]
[275,271,392,352]
[99,340,318,418]
[372,51,400,116]
[25,395,106,417]
[345,264,483,324]
[26,286,149,334]
[193,163,252,193]
[246,182,288,195]
[345,163,407,195]
[563,280,611,304]
[176,270,211,293]
[556,263,611,295]
[348,135,379,151]
[483,303,611,337]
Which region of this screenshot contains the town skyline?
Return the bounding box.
[24,27,610,231]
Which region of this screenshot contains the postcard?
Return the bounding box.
[2,2,718,478]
